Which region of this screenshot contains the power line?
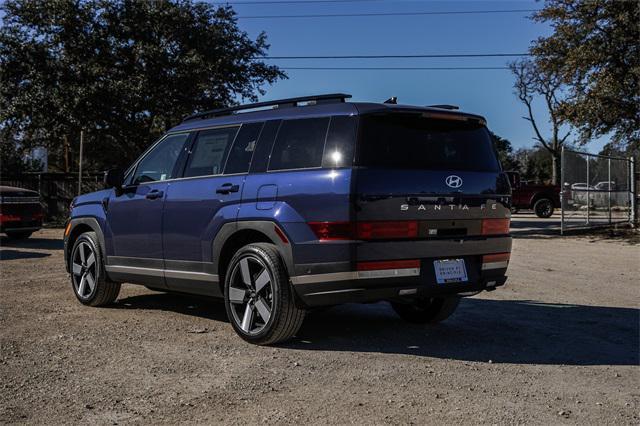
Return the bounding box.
[256,53,530,59]
[239,9,539,19]
[282,66,510,70]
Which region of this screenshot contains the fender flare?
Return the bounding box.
[212,220,295,278]
[64,217,107,272]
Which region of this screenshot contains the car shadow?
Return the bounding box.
[0,249,51,260]
[0,236,63,250]
[112,292,230,323]
[112,293,638,366]
[288,299,638,366]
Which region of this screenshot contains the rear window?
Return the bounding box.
[357,114,500,172]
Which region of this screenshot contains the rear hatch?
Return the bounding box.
[354,111,511,240]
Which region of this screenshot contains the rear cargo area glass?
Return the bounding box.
[357,114,500,172]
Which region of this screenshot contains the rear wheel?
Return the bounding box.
[224,243,305,345]
[5,231,33,239]
[391,296,460,324]
[70,232,120,306]
[533,198,554,218]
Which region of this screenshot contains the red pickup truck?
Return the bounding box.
[505,172,561,218]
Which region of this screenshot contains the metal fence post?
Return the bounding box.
[561,146,565,235]
[630,157,636,225]
[608,157,611,225]
[586,156,590,225]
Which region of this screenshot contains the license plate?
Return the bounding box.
[433,259,468,284]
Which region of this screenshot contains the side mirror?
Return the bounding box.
[104,168,124,190]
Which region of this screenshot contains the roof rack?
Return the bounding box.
[182,93,352,122]
[428,104,459,110]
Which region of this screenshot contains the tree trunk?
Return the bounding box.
[63,135,70,173]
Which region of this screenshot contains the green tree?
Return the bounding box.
[530,0,640,150]
[514,146,554,184]
[489,131,520,171]
[0,0,285,173]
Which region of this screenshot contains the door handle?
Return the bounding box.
[216,183,240,194]
[145,190,164,200]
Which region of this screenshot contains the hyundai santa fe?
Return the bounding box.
[63,93,512,345]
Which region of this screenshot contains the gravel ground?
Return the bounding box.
[1,228,638,425]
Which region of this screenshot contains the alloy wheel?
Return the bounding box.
[228,255,274,335]
[71,241,97,299]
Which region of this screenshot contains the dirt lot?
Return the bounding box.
[1,228,638,425]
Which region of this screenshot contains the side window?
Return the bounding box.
[250,120,280,173]
[268,117,330,171]
[224,122,264,174]
[132,133,190,185]
[322,115,357,168]
[184,127,239,178]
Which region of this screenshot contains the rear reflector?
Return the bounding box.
[357,259,420,271]
[481,252,510,270]
[481,218,510,235]
[481,252,511,263]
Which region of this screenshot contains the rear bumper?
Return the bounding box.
[291,254,509,307]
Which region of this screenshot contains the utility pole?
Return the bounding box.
[78,130,84,196]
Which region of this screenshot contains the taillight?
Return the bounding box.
[308,222,355,241]
[481,218,510,235]
[0,214,21,224]
[308,220,419,241]
[357,221,418,239]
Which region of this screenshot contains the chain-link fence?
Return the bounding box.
[560,148,635,234]
[0,172,104,223]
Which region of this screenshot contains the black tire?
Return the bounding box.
[391,296,460,324]
[533,198,554,218]
[5,231,33,239]
[69,232,120,307]
[224,243,305,345]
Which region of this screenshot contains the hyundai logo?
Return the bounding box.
[445,175,463,189]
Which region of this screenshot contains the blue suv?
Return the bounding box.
[64,94,512,345]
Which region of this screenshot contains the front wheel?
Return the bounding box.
[533,198,554,218]
[224,243,305,345]
[391,297,460,324]
[70,232,121,306]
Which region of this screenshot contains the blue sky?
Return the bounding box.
[232,0,607,152]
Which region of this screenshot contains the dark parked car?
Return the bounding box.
[0,185,44,239]
[506,172,560,218]
[64,94,512,345]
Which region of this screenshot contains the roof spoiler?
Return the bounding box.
[428,104,459,110]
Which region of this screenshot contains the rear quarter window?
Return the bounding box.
[357,114,500,172]
[268,117,330,171]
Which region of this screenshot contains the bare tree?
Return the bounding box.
[510,59,571,185]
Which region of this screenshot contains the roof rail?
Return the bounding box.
[428,104,459,110]
[182,93,352,122]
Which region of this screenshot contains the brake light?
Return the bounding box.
[357,259,420,271]
[357,221,418,239]
[481,218,510,235]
